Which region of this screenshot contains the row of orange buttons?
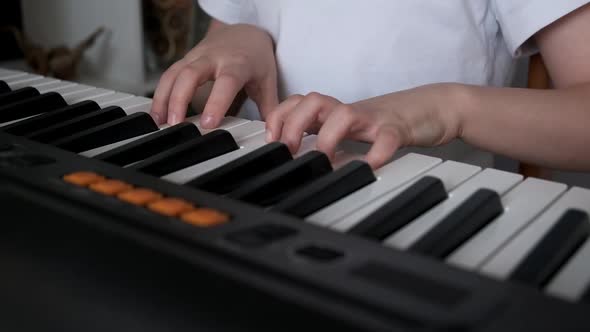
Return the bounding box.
[62,171,230,227]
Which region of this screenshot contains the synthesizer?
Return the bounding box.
[0,68,589,332]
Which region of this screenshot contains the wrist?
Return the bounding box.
[436,83,478,141]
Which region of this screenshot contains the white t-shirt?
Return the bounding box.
[197,0,589,165]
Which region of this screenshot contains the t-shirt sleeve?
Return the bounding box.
[198,0,257,25]
[493,0,590,57]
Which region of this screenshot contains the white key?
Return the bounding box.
[306,153,442,227]
[4,74,43,87]
[64,88,114,104]
[546,238,590,302]
[447,178,567,270]
[36,81,78,93]
[332,160,481,232]
[164,114,250,134]
[9,77,59,90]
[383,168,521,249]
[92,92,134,108]
[101,96,152,113]
[55,84,95,98]
[222,120,266,142]
[480,187,590,280]
[0,68,27,80]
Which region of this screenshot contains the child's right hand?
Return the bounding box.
[150,22,279,129]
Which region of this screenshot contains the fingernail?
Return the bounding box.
[265,130,273,142]
[151,112,161,124]
[170,113,178,125]
[201,114,214,128]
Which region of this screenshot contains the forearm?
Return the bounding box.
[456,83,590,171]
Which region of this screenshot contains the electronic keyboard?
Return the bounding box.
[1,68,589,332]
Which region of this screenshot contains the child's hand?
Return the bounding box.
[266,84,465,169]
[150,23,278,128]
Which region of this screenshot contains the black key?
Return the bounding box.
[228,151,332,207]
[582,283,590,303]
[0,100,100,136]
[509,209,590,287]
[0,87,40,107]
[0,80,10,94]
[94,122,201,166]
[26,106,126,143]
[271,160,376,218]
[0,92,67,123]
[408,189,503,258]
[186,142,292,195]
[128,129,238,176]
[52,113,159,153]
[348,176,447,241]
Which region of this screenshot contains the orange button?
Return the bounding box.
[89,179,134,196]
[181,208,230,227]
[117,188,163,206]
[63,171,105,186]
[148,198,194,217]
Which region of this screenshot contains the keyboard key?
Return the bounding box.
[180,208,231,227]
[306,153,443,227]
[89,179,134,196]
[186,142,292,195]
[0,92,67,123]
[480,187,590,281]
[147,198,195,217]
[383,168,521,250]
[331,160,480,232]
[0,87,40,107]
[129,129,239,176]
[63,88,114,104]
[94,122,201,166]
[348,176,447,240]
[117,188,163,206]
[228,151,332,207]
[9,77,59,90]
[447,178,567,270]
[271,160,376,218]
[26,106,126,143]
[52,112,159,153]
[0,80,10,94]
[545,237,590,302]
[1,100,101,136]
[62,171,105,186]
[408,189,503,258]
[508,209,590,287]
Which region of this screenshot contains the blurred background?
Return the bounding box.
[0,0,210,97]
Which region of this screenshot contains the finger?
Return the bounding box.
[150,59,187,124]
[265,94,303,142]
[280,92,339,154]
[365,126,402,170]
[316,104,359,161]
[251,74,279,120]
[200,72,246,129]
[167,59,214,125]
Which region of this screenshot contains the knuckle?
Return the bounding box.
[178,66,200,80]
[333,104,356,121]
[305,91,325,103]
